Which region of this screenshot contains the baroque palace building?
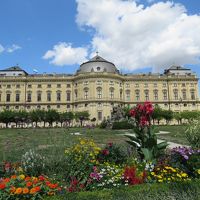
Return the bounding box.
[0,54,199,123]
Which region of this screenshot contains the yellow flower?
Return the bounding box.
[181,173,188,178]
[19,174,25,180]
[151,172,155,175]
[158,179,163,183]
[197,169,200,175]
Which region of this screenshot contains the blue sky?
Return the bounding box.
[0,0,200,75]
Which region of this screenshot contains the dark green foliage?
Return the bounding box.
[112,120,134,129]
[99,119,108,129]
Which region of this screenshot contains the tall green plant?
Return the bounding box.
[126,102,168,162]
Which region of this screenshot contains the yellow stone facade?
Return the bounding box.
[0,55,199,123]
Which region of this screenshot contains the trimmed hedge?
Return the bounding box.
[112,121,134,130]
[44,180,200,200]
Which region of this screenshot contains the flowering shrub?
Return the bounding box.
[169,147,200,177]
[89,163,125,189]
[123,166,146,185]
[0,161,22,177]
[97,143,128,164]
[0,174,62,199]
[65,138,101,186]
[21,149,46,176]
[126,102,168,162]
[149,165,190,183]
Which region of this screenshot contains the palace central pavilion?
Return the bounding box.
[0,55,199,123]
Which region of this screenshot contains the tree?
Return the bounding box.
[173,112,183,124]
[152,105,163,125]
[162,110,173,124]
[45,109,60,127]
[0,110,15,128]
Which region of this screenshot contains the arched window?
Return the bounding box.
[97,87,102,99]
[109,87,114,99]
[84,87,89,100]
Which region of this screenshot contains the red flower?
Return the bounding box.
[108,142,113,147]
[144,101,154,115]
[129,109,136,117]
[123,166,144,185]
[102,149,109,155]
[38,175,46,181]
[139,116,148,126]
[0,183,6,190]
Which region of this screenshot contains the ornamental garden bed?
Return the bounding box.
[0,102,199,200]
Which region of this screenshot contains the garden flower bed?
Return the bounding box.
[0,102,199,200]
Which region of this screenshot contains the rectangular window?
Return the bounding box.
[57,84,61,88]
[6,93,11,102]
[182,83,186,87]
[135,90,140,101]
[110,90,114,99]
[27,84,32,88]
[154,83,157,87]
[57,92,61,101]
[16,93,20,102]
[67,84,71,88]
[37,93,42,102]
[173,83,177,87]
[163,90,168,100]
[135,83,139,88]
[84,90,88,99]
[27,93,32,102]
[47,84,51,88]
[47,93,51,101]
[7,85,11,89]
[38,84,42,88]
[98,112,102,121]
[16,84,20,88]
[67,92,71,101]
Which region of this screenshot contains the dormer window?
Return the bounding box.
[97,67,101,71]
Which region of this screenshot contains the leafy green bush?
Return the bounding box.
[99,119,108,129]
[185,119,200,148]
[112,121,133,130]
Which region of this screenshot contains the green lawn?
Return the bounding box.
[0,125,188,162]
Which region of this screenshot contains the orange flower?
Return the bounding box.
[10,186,16,193]
[26,181,33,187]
[0,183,6,190]
[23,188,29,194]
[25,176,31,181]
[34,186,41,192]
[15,187,23,194]
[30,188,36,194]
[11,175,17,179]
[30,186,40,194]
[48,183,58,189]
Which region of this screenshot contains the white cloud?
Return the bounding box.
[43,42,88,66]
[0,43,21,54]
[0,44,5,53]
[6,44,21,53]
[75,0,200,72]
